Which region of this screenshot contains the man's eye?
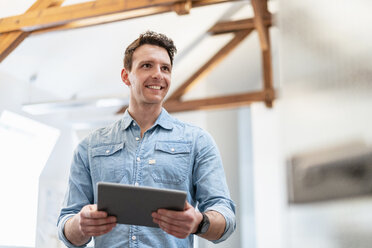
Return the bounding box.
[142,63,151,68]
[162,66,170,72]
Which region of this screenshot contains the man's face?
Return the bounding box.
[122,44,172,107]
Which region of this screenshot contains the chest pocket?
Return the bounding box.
[91,143,129,183]
[151,141,192,185]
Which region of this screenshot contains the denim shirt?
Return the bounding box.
[57,108,236,248]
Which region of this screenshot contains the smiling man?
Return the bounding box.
[57,31,236,248]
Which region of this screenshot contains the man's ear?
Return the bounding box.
[121,68,131,86]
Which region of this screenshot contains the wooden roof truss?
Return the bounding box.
[0,0,274,113]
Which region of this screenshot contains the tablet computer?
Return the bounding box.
[97,182,187,228]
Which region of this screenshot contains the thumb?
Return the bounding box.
[81,204,97,218]
[88,204,98,211]
[184,201,193,210]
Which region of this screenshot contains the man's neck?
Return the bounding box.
[127,103,162,137]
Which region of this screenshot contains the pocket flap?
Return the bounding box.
[92,143,124,157]
[155,141,191,154]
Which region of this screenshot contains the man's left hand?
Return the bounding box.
[152,201,202,239]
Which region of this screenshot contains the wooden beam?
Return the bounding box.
[0,0,64,62]
[262,26,274,107]
[30,0,238,35]
[251,0,269,51]
[173,0,192,15]
[0,0,183,33]
[0,31,28,63]
[0,0,239,34]
[191,0,236,6]
[167,29,252,101]
[116,89,274,114]
[164,90,274,113]
[31,5,174,35]
[208,16,271,35]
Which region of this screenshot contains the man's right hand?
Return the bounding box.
[64,204,117,246]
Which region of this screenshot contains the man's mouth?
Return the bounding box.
[146,85,162,90]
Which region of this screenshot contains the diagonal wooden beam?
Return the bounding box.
[164,89,275,113]
[0,0,64,62]
[251,0,269,51]
[208,16,271,35]
[167,29,252,101]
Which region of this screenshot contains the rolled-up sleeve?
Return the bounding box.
[57,138,93,247]
[205,204,236,243]
[193,130,236,243]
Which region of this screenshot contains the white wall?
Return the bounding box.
[278,0,372,247]
[250,103,286,248]
[202,108,241,248]
[279,88,372,248]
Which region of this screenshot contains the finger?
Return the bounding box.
[81,209,108,219]
[87,204,97,211]
[153,214,194,235]
[157,221,189,239]
[154,218,186,232]
[152,213,188,228]
[156,209,188,221]
[81,216,117,226]
[85,225,116,236]
[81,222,117,237]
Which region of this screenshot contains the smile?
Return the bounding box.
[146,85,162,90]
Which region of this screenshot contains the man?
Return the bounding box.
[58,31,236,247]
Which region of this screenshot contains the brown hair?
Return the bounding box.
[123,31,177,71]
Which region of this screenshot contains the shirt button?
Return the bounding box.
[137,157,140,162]
[105,150,110,153]
[133,123,136,126]
[171,148,175,152]
[135,137,139,141]
[132,235,136,241]
[134,182,139,186]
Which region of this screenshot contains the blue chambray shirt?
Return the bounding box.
[57,108,236,248]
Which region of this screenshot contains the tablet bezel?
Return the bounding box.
[97,182,187,228]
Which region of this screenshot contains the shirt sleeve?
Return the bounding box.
[57,138,93,248]
[192,130,236,243]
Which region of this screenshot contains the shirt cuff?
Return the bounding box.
[57,214,91,248]
[205,205,236,244]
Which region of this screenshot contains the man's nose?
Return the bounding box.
[151,66,163,80]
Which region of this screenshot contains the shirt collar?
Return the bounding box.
[121,108,173,131]
[155,108,173,130]
[122,110,134,130]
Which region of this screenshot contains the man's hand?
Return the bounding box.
[152,201,202,239]
[65,204,117,246]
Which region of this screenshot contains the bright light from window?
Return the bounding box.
[0,111,60,247]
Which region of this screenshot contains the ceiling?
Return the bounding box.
[0,0,278,125]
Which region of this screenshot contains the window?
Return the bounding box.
[0,111,60,247]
